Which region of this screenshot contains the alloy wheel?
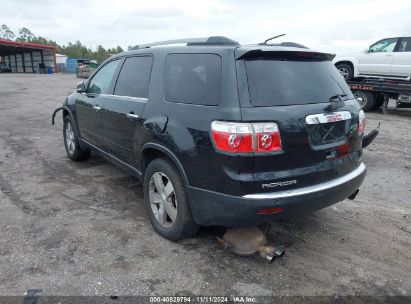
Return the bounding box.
[149,172,178,228]
[338,67,349,79]
[65,122,75,155]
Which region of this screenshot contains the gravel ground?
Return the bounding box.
[0,74,410,299]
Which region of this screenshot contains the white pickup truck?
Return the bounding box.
[333,37,411,81]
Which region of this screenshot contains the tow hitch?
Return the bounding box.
[362,122,380,148]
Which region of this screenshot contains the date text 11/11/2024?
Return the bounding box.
[149,296,257,303]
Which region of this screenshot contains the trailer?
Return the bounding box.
[348,79,411,112]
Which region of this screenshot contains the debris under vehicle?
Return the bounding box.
[217,227,285,263]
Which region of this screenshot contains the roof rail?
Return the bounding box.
[135,36,239,49]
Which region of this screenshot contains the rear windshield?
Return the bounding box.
[245,59,353,107]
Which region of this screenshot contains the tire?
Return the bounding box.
[353,90,376,112]
[143,158,199,241]
[63,115,91,161]
[336,63,354,81]
[374,94,385,110]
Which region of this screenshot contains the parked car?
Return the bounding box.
[52,36,367,240]
[0,62,11,73]
[333,36,411,81]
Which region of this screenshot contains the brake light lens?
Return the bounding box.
[211,121,282,153]
[358,110,366,135]
[211,121,254,153]
[254,123,282,152]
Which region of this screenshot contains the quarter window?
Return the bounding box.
[114,56,153,98]
[87,59,120,94]
[369,38,399,53]
[164,54,222,106]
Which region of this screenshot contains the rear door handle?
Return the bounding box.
[385,53,393,57]
[93,105,101,111]
[126,113,139,119]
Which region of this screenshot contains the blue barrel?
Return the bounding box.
[47,67,53,74]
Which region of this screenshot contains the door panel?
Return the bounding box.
[75,93,106,145]
[358,52,394,75]
[358,38,398,76]
[101,96,146,164]
[101,55,153,165]
[391,37,411,78]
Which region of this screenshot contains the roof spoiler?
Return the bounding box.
[266,42,308,48]
[236,50,336,61]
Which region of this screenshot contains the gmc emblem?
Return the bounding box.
[326,114,343,122]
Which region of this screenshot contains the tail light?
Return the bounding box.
[210,121,254,153]
[254,123,282,152]
[211,121,282,153]
[358,110,366,135]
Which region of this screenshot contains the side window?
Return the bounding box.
[369,38,399,53]
[87,59,120,94]
[164,54,222,106]
[396,38,411,52]
[114,56,153,98]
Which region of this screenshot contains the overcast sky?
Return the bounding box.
[2,0,411,53]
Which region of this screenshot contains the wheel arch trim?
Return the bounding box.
[52,105,85,149]
[52,106,79,132]
[140,143,189,186]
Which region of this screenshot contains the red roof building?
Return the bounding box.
[0,39,57,73]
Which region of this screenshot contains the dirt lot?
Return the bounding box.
[0,74,410,299]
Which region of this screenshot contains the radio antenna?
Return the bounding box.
[261,34,286,45]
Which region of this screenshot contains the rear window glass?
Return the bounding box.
[165,54,222,105]
[114,56,153,98]
[245,59,353,107]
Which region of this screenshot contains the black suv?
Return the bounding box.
[52,36,367,240]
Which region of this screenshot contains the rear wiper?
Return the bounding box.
[329,93,348,102]
[324,94,348,112]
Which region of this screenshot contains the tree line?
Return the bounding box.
[0,24,125,63]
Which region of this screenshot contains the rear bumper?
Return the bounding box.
[187,163,366,226]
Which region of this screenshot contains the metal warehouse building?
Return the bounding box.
[0,39,57,73]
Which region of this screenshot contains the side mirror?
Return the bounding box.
[76,81,86,93]
[368,48,374,53]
